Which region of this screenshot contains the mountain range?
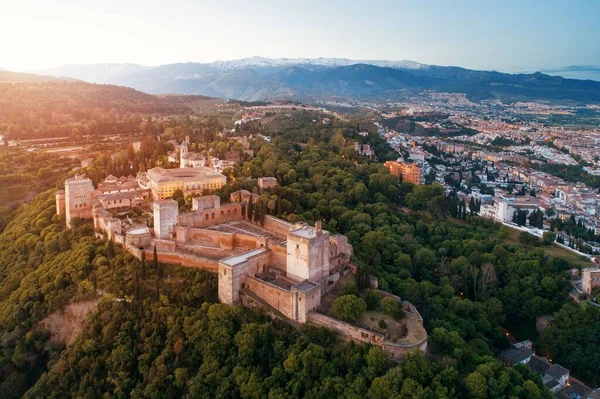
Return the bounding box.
[29,57,600,103]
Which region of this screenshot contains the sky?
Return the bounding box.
[1,0,599,72]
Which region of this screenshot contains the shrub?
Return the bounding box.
[378,319,387,329]
[342,282,359,296]
[332,294,367,321]
[364,289,382,310]
[542,231,556,246]
[380,297,405,320]
[519,231,540,246]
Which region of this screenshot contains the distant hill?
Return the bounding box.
[0,81,184,122]
[35,57,600,103]
[0,80,222,140]
[0,70,75,83]
[32,63,151,84]
[541,65,600,82]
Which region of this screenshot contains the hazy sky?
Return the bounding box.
[1,0,599,72]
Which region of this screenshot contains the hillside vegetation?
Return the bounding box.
[0,81,220,140]
[0,90,597,396]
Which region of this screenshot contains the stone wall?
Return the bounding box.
[178,203,242,228]
[268,243,287,270]
[383,339,428,361]
[307,312,385,346]
[306,310,427,361]
[262,215,296,237]
[234,234,263,250]
[176,244,237,260]
[246,276,294,320]
[154,239,177,251]
[174,227,261,252]
[131,246,219,272]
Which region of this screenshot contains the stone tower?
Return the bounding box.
[286,221,331,283]
[65,175,94,228]
[179,139,188,168]
[55,190,66,215]
[153,200,179,239]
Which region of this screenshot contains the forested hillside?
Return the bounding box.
[0,81,217,140]
[0,192,552,398]
[0,149,78,232]
[0,102,597,397]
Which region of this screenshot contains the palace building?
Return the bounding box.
[144,166,227,200]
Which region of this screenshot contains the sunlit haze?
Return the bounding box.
[1,0,599,72]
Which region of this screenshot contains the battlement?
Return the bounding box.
[65,175,93,186]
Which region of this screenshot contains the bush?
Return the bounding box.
[378,319,387,329]
[380,297,405,320]
[364,289,382,310]
[342,282,359,296]
[332,294,367,321]
[519,231,540,246]
[542,231,556,246]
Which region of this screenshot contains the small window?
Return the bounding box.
[223,269,227,276]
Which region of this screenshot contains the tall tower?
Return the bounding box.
[286,222,330,283]
[180,140,189,168]
[65,175,94,228]
[153,200,179,239]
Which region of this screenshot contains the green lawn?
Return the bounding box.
[503,225,592,268]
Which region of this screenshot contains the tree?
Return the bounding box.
[519,231,540,246]
[106,240,115,259]
[247,195,254,220]
[364,290,382,310]
[465,371,488,399]
[480,263,497,297]
[331,295,367,321]
[542,231,556,246]
[153,245,158,271]
[331,129,344,151]
[141,251,147,280]
[380,297,405,320]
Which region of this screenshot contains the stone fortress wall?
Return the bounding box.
[58,172,427,360]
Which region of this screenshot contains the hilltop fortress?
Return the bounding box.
[56,171,427,359]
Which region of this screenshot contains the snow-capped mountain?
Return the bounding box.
[32,57,600,103]
[210,56,428,70]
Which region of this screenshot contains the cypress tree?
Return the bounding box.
[247,195,254,220]
[153,245,158,271]
[106,240,115,259]
[141,251,146,280]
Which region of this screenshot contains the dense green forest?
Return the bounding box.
[0,106,597,397]
[0,191,552,398]
[0,148,78,232]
